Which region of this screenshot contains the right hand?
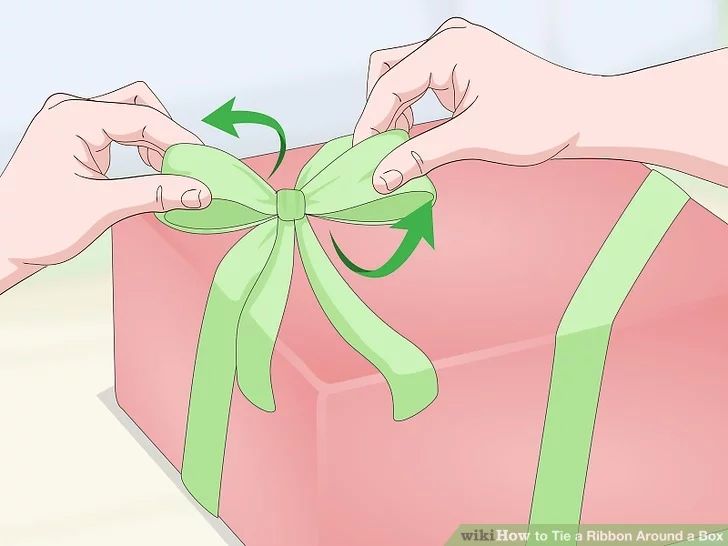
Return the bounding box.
[354,17,593,193]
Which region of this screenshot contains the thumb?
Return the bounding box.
[98,173,212,220]
[373,115,472,194]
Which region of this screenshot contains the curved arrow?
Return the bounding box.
[331,201,435,278]
[202,97,287,177]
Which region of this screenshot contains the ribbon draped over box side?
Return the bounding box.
[526,170,689,545]
[155,130,438,515]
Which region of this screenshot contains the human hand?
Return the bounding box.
[0,81,211,292]
[354,17,593,193]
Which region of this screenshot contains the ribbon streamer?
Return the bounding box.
[156,129,438,515]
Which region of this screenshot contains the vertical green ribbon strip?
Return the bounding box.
[527,170,689,545]
[156,129,438,516]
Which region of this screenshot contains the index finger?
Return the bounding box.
[366,41,423,98]
[91,81,180,169]
[92,80,171,116]
[353,39,450,145]
[72,100,201,153]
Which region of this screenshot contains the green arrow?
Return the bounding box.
[331,201,435,278]
[202,97,287,176]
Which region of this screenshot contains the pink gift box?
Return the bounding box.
[112,123,728,546]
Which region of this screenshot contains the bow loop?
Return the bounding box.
[156,144,276,234]
[295,135,352,190]
[300,130,436,223]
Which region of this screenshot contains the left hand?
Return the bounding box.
[0,81,211,292]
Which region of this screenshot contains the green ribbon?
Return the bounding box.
[527,165,728,543]
[156,129,438,515]
[527,170,690,545]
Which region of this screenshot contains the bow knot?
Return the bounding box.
[155,129,438,516]
[276,188,305,221]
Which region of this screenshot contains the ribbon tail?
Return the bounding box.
[181,220,277,516]
[295,217,438,420]
[236,220,295,412]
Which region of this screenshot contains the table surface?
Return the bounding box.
[0,232,240,545]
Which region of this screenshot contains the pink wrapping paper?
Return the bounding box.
[112,124,728,546]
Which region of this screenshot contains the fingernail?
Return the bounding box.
[181,188,203,208]
[379,170,403,192]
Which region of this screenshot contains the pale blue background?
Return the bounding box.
[1,0,725,168]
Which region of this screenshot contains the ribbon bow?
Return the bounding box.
[156,129,438,515]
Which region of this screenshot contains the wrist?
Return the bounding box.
[559,72,636,162]
[561,57,728,185]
